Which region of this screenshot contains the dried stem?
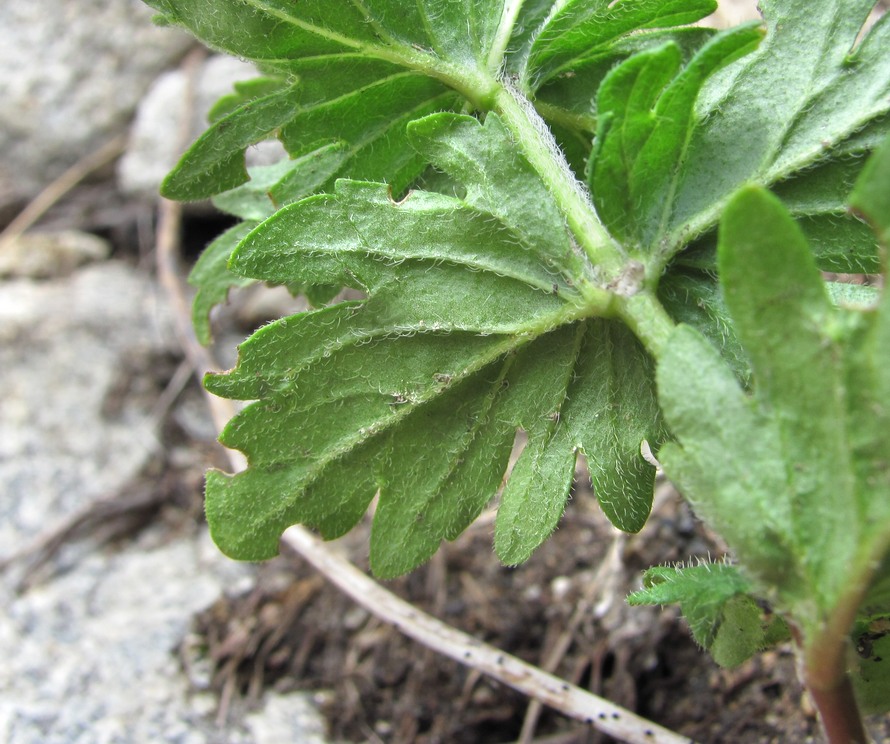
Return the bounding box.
[0,134,126,250]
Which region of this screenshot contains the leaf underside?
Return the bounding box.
[205,114,662,577]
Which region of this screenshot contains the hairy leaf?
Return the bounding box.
[523,0,717,90]
[211,143,348,221]
[204,113,662,576]
[589,25,762,250]
[628,563,789,668]
[146,0,508,200]
[658,185,890,633]
[532,26,715,135]
[188,144,350,345]
[667,0,890,248]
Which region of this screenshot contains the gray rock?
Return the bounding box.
[118,55,288,200]
[0,262,174,546]
[0,1,193,209]
[0,230,111,279]
[0,262,330,743]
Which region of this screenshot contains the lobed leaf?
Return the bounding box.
[203,113,663,575]
[667,0,890,248]
[188,144,350,345]
[589,25,762,250]
[628,563,789,668]
[523,0,717,90]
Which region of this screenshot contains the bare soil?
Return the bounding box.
[188,480,842,744]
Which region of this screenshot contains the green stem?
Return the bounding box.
[616,291,676,358]
[492,81,677,357]
[492,83,623,275]
[487,0,527,73]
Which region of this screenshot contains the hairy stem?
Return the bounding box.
[492,81,677,357]
[487,0,527,73]
[492,82,623,276]
[616,291,676,358]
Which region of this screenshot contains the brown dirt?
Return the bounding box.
[187,475,888,744]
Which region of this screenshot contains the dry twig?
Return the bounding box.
[0,134,126,251]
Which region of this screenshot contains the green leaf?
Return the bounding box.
[852,629,890,714]
[203,113,662,576]
[161,68,459,201]
[189,222,257,346]
[628,563,789,668]
[211,142,348,221]
[207,76,289,122]
[681,152,884,277]
[160,82,304,200]
[657,185,890,638]
[523,0,717,90]
[850,131,890,248]
[657,270,748,384]
[532,26,716,135]
[668,0,890,245]
[187,144,352,345]
[146,0,519,201]
[589,25,762,250]
[495,320,662,564]
[772,155,881,274]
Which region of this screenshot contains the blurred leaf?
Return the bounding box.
[657,186,890,638]
[850,130,890,248]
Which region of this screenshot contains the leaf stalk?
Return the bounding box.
[492,82,621,276]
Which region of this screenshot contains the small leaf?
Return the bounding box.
[590,26,762,250]
[532,26,715,135]
[628,563,786,668]
[146,0,518,202]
